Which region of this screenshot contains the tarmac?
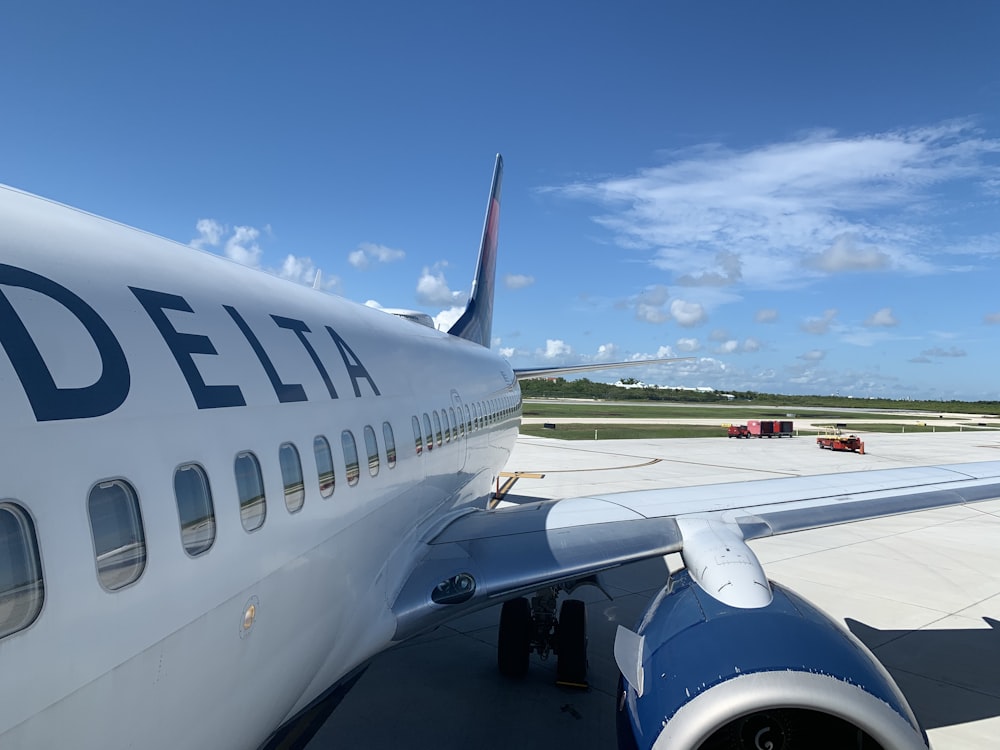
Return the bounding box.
[308,430,1000,749]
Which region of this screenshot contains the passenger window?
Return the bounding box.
[0,502,44,639]
[412,416,423,455]
[423,413,433,451]
[279,443,305,513]
[433,411,443,446]
[464,405,471,433]
[88,479,147,590]
[384,422,397,468]
[451,407,461,438]
[364,425,380,477]
[314,436,335,498]
[174,464,216,556]
[342,431,360,486]
[234,452,266,532]
[442,408,451,443]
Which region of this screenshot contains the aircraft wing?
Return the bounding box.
[513,356,693,381]
[391,460,1000,639]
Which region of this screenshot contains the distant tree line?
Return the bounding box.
[519,378,1000,415]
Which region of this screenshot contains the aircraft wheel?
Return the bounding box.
[556,599,588,686]
[497,597,531,677]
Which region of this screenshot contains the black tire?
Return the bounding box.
[556,599,587,685]
[497,597,531,678]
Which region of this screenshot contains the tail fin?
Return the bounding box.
[447,154,502,347]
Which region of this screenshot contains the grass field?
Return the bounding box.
[828,423,987,434]
[522,402,915,421]
[517,401,1000,440]
[520,423,737,440]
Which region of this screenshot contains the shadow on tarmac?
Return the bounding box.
[848,617,1000,730]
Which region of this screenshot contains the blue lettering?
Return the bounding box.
[130,287,245,409]
[326,325,380,397]
[225,306,306,403]
[272,316,338,400]
[0,265,130,421]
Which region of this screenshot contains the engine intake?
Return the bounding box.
[615,571,927,750]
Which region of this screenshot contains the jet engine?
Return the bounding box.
[614,570,928,750]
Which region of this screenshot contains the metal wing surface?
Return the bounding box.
[391,460,1000,638]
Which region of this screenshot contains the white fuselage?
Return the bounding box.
[0,185,520,748]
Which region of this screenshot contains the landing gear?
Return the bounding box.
[497,597,531,677]
[496,588,589,686]
[556,599,587,686]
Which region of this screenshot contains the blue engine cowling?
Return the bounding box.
[616,570,929,750]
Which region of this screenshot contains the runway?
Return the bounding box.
[308,430,1000,749]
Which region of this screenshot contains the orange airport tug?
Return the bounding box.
[816,427,865,454]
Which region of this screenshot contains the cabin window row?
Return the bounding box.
[0,422,398,641]
[410,393,521,455]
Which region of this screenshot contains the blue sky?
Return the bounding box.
[3,2,999,399]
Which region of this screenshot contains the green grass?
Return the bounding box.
[825,423,992,434]
[519,420,998,440]
[522,401,906,421]
[520,423,735,440]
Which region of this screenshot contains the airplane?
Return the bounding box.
[1,154,999,750]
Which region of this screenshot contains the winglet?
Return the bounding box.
[447,154,503,347]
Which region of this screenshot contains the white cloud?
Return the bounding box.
[798,349,826,361]
[432,306,465,331]
[349,242,405,270]
[755,308,779,323]
[191,218,224,250]
[417,266,466,306]
[188,220,340,293]
[222,225,263,267]
[636,305,669,324]
[504,273,535,289]
[804,233,892,273]
[921,346,967,358]
[499,346,515,358]
[801,308,838,335]
[595,343,619,361]
[676,337,700,352]
[985,312,1000,324]
[676,250,742,286]
[717,340,740,354]
[364,300,383,309]
[542,339,572,359]
[634,284,670,324]
[549,122,1000,291]
[864,307,898,327]
[715,337,761,355]
[279,254,315,284]
[670,299,706,327]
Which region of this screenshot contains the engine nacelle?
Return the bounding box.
[615,570,928,750]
